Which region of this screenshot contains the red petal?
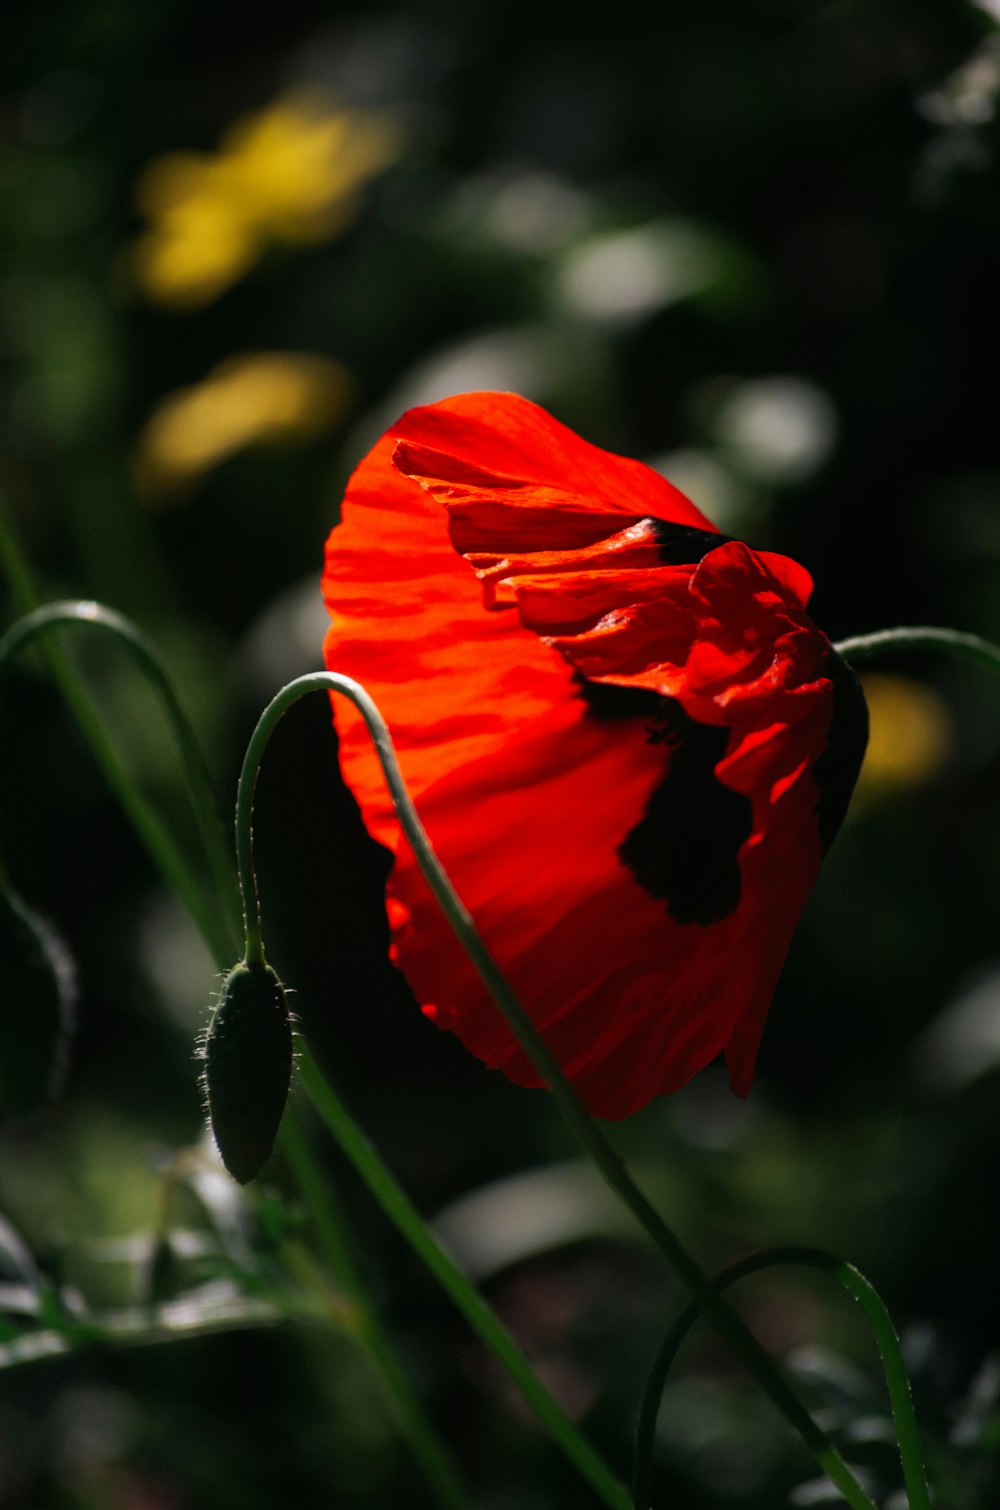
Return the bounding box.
[380,697,827,1116]
[391,391,717,535]
[466,519,674,608]
[323,422,571,856]
[322,392,851,1117]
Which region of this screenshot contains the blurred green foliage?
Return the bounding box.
[1,0,1000,1505]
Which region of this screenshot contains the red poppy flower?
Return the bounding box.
[321,392,867,1118]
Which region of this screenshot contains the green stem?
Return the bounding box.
[297,1046,631,1510]
[235,674,634,1507]
[234,665,280,964]
[280,1102,469,1510]
[0,513,225,948]
[0,601,241,964]
[0,497,238,967]
[632,1247,929,1510]
[0,513,238,966]
[0,498,41,619]
[238,673,875,1510]
[834,626,1000,676]
[0,535,467,1507]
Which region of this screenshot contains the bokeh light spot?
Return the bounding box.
[132,92,401,309]
[857,673,952,797]
[134,351,353,499]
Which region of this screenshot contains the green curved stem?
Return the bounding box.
[0,601,241,965]
[834,625,1000,675]
[0,501,40,621]
[632,1247,929,1510]
[296,1049,629,1510]
[0,501,238,960]
[237,672,876,1510]
[237,673,630,1508]
[280,1103,469,1510]
[0,501,239,966]
[0,533,468,1506]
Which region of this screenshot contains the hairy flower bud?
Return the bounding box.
[202,958,292,1184]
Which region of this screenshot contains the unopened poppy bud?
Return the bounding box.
[202,958,292,1184]
[0,892,75,1121]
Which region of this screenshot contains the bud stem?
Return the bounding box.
[235,674,632,1506]
[242,672,878,1510]
[835,624,1000,675]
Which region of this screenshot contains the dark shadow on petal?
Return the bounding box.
[647,517,733,564]
[578,677,752,926]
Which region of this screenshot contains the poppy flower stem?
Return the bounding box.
[295,1047,633,1510]
[247,672,877,1510]
[834,625,1000,675]
[278,1102,471,1510]
[236,672,633,1510]
[632,1247,929,1510]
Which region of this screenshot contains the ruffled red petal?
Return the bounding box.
[389,392,715,536]
[322,391,862,1117]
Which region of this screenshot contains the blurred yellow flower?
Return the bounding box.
[134,351,353,499]
[133,92,401,308]
[856,673,953,796]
